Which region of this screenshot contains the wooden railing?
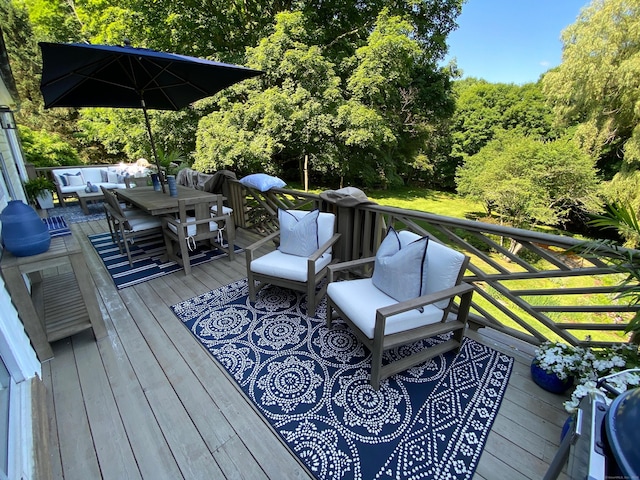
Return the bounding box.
[228,182,639,348]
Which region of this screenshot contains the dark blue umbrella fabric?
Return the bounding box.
[39,42,262,110]
[39,42,262,189]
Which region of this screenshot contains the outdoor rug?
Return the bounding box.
[89,232,241,289]
[46,201,106,223]
[43,216,71,237]
[171,279,514,480]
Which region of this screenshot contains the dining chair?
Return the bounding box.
[326,228,473,389]
[162,196,235,275]
[100,186,163,266]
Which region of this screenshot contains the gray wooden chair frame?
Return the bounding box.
[245,229,341,316]
[326,254,473,389]
[100,186,162,266]
[162,196,235,275]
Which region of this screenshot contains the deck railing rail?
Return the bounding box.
[229,181,640,348]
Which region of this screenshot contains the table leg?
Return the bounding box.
[68,251,108,340]
[79,196,89,215]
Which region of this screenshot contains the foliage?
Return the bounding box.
[22,176,55,204]
[542,0,640,187]
[533,341,583,380]
[18,125,82,167]
[451,78,556,161]
[580,203,640,338]
[455,130,601,229]
[194,9,456,188]
[535,340,640,414]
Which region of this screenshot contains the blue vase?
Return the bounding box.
[530,360,574,394]
[1,200,51,256]
[167,175,177,197]
[151,173,161,191]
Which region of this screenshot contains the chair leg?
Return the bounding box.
[247,271,257,302]
[370,333,385,390]
[120,227,134,267]
[226,218,236,261]
[307,283,316,317]
[178,235,192,275]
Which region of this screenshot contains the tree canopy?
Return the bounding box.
[456,131,600,229]
[543,0,640,204]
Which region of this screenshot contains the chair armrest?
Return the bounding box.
[308,233,341,262]
[245,230,281,263]
[327,257,375,282]
[377,282,475,319]
[245,230,280,252]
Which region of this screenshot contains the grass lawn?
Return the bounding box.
[365,186,485,220]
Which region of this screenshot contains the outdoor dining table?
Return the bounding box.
[115,185,220,216]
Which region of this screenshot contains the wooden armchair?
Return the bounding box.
[326,229,473,389]
[162,196,235,275]
[245,209,341,316]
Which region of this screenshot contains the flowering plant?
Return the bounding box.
[533,341,640,413]
[564,344,640,414]
[533,341,583,380]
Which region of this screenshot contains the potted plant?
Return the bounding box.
[23,176,56,209]
[563,343,640,414]
[531,341,583,394]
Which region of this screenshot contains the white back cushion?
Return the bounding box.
[282,210,335,254]
[397,230,466,308]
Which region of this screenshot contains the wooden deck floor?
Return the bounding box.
[41,219,570,480]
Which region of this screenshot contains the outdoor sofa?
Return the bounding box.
[52,166,149,206]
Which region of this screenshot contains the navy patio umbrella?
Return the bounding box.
[39,41,263,192]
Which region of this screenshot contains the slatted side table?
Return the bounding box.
[1,234,107,361]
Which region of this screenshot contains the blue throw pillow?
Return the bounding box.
[278,209,319,257]
[239,173,286,192]
[372,227,429,303]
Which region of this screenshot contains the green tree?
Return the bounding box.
[451,78,555,161]
[456,131,600,230]
[194,9,456,188]
[542,0,640,192]
[18,125,82,167]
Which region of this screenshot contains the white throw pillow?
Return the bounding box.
[107,171,119,183]
[371,227,429,302]
[66,174,85,187]
[278,209,319,257]
[239,173,286,192]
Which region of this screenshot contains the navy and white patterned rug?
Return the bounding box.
[46,201,106,223]
[89,232,241,289]
[171,279,514,480]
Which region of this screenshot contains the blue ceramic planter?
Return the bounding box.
[1,200,51,256]
[530,360,574,394]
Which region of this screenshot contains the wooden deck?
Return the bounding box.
[41,219,570,480]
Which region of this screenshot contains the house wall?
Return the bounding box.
[1,79,43,479]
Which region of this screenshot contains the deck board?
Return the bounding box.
[42,219,569,479]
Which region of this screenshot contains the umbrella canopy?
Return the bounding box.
[39,42,263,190]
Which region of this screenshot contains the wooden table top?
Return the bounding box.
[115,185,219,216]
[1,234,80,270]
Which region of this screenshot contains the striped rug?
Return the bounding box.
[89,232,240,289]
[43,216,72,237]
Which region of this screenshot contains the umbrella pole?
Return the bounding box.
[142,101,166,193]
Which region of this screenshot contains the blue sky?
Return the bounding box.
[443,0,591,84]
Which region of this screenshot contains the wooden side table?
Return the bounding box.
[1,234,107,361]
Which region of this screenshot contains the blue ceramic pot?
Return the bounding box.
[530,360,574,394]
[1,200,51,256]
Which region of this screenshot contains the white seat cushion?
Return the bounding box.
[127,214,162,232]
[251,250,332,282]
[327,278,444,338]
[210,205,233,215]
[167,217,219,237]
